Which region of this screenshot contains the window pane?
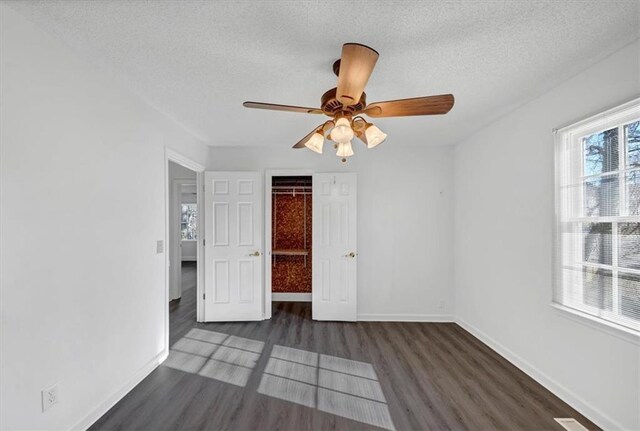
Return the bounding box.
[619,272,640,320]
[583,223,612,265]
[625,120,640,168]
[619,223,640,270]
[583,127,618,176]
[181,203,198,240]
[583,267,612,311]
[583,174,619,216]
[627,170,640,216]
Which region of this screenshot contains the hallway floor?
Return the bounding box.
[91,266,597,430]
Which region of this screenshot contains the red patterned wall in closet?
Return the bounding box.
[272,192,312,293]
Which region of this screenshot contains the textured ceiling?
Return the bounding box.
[8,0,640,147]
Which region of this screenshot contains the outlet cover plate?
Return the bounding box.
[41,383,59,412]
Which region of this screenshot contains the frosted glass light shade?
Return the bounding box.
[330,117,354,144]
[336,141,354,157]
[304,132,324,154]
[364,124,387,148]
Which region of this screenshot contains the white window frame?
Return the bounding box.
[553,98,640,338]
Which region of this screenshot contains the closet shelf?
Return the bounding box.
[272,249,309,256]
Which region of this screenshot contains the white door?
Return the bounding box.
[312,173,357,321]
[204,172,263,321]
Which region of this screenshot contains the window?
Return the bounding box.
[554,99,640,333]
[181,203,198,240]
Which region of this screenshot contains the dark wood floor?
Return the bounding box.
[91,264,598,430]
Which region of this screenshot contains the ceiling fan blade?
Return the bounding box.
[292,126,322,148]
[243,101,323,114]
[364,94,454,117]
[336,43,379,106]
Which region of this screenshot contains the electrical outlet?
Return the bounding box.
[41,383,59,412]
[156,240,164,254]
[438,300,445,310]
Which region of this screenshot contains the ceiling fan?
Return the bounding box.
[243,43,454,162]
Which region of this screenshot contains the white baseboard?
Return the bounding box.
[357,313,454,322]
[70,349,168,431]
[272,292,311,302]
[455,318,622,431]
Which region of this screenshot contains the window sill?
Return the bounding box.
[550,303,640,345]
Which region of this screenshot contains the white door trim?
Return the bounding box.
[166,148,206,172]
[264,169,314,318]
[164,148,206,356]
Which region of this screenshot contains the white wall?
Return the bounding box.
[0,5,209,430]
[453,40,640,430]
[208,144,455,320]
[181,240,197,261]
[170,161,198,180]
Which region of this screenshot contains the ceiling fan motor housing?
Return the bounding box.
[321,87,366,116]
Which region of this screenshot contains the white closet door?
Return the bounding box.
[204,172,263,321]
[312,173,357,321]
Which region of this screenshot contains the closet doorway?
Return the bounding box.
[270,175,312,302]
[265,171,313,314]
[264,170,357,321]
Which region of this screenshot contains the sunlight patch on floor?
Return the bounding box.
[163,328,264,387]
[163,330,394,429]
[257,345,395,430]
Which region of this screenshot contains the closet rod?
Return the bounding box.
[272,186,312,190]
[272,192,312,195]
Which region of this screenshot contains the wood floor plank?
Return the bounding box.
[90,264,600,430]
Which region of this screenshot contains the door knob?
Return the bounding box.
[345,252,357,258]
[249,251,262,257]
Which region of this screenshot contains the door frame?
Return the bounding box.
[164,148,206,352]
[264,169,314,319]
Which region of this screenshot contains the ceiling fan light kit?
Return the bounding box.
[361,120,387,149]
[330,116,355,144]
[336,141,354,158]
[243,43,454,162]
[304,130,325,154]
